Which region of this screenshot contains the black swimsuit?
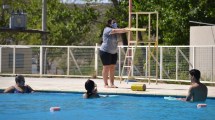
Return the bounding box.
[14,86,31,93]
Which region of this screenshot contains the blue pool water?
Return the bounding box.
[0,93,215,120]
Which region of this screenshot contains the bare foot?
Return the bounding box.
[110,85,118,88]
[104,85,110,88]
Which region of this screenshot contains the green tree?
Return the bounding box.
[2,0,215,45]
[104,0,215,45]
[0,0,99,45]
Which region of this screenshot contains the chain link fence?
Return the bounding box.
[0,45,214,83]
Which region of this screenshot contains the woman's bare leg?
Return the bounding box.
[102,65,110,87]
[109,64,117,88]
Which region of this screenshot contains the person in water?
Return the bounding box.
[178,69,208,102]
[4,75,34,93]
[83,79,100,99]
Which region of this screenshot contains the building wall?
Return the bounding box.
[1,47,32,74]
[190,26,215,81]
[190,26,215,45]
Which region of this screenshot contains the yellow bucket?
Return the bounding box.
[131,84,146,91]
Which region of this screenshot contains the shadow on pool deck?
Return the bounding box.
[0,77,215,98]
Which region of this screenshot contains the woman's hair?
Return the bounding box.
[85,79,96,97]
[106,19,112,27]
[15,75,25,83]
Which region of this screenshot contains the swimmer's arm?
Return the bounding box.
[185,87,193,101]
[177,98,186,101]
[26,85,34,93]
[178,87,193,101]
[3,86,15,93]
[83,93,87,99]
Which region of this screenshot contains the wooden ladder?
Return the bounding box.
[120,27,146,82]
[120,0,159,83]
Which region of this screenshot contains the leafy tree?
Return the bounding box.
[1,0,215,45]
[104,0,215,45]
[0,0,99,45]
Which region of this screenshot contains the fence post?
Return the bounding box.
[95,43,98,76]
[13,46,16,75]
[160,47,163,79]
[145,46,148,77]
[176,47,178,80]
[67,46,70,75]
[212,46,214,82]
[131,46,134,76]
[40,46,43,77]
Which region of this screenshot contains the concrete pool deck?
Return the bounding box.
[0,77,215,98]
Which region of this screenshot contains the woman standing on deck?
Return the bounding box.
[99,19,128,88]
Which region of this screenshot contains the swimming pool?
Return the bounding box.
[0,93,214,120]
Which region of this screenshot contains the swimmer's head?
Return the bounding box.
[15,75,25,86]
[189,69,201,82]
[85,79,96,93]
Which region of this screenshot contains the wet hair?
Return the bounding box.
[85,79,95,95]
[15,75,25,83]
[189,69,201,82]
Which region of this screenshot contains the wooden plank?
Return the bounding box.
[125,28,146,31]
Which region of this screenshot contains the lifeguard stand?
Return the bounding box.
[120,0,159,84]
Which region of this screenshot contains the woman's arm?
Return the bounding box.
[3,86,15,93]
[110,28,129,34]
[26,85,34,93]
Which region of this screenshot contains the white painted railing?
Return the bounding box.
[0,45,214,83]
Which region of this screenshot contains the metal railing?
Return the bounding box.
[0,45,214,83]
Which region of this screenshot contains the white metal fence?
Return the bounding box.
[0,45,214,83]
